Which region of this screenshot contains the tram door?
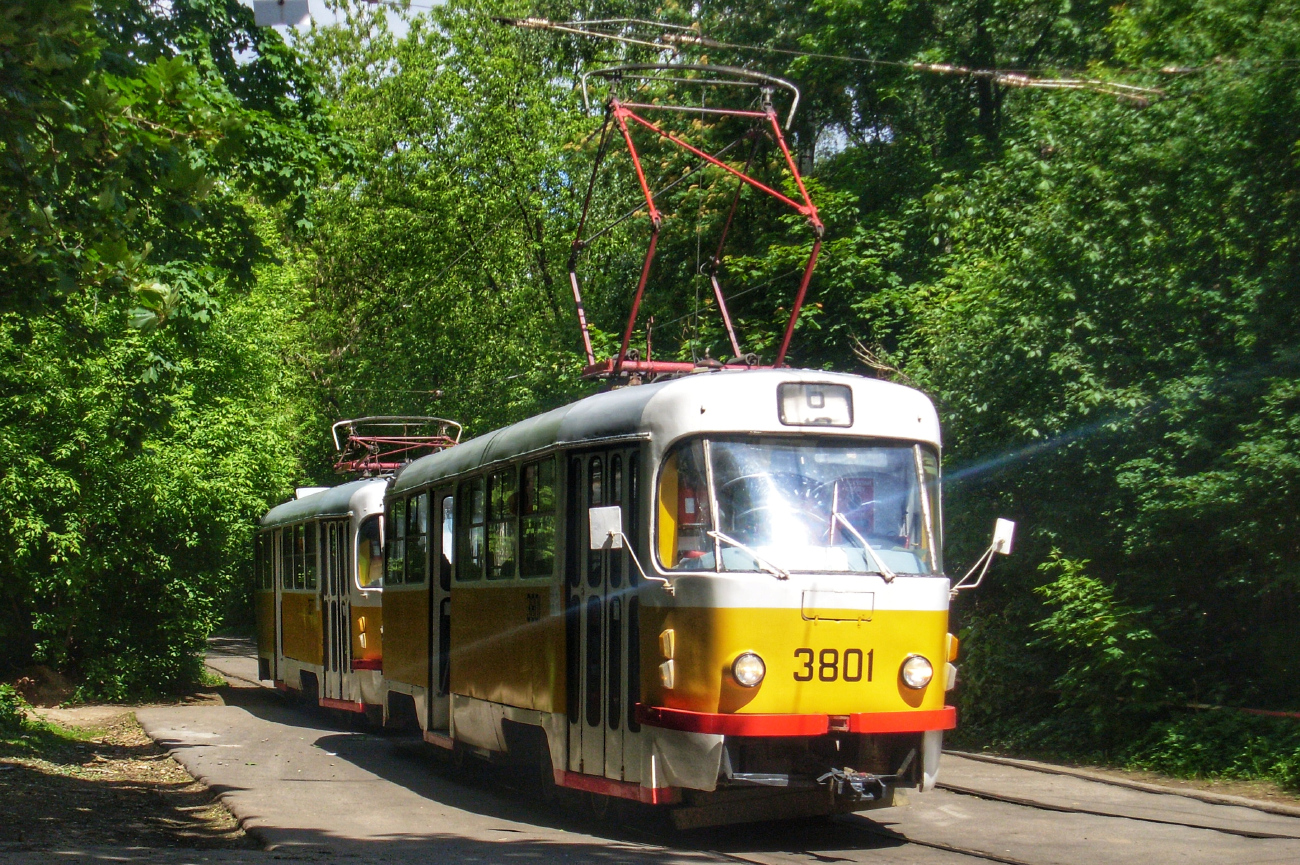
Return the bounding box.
[322,520,350,701]
[427,489,454,733]
[567,448,642,779]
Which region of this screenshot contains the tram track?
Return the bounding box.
[934,781,1300,840]
[679,774,1300,865]
[834,818,1040,865]
[367,717,1300,864]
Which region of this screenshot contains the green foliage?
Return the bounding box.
[295,0,602,433]
[1031,553,1171,736]
[0,684,27,738]
[4,0,1300,786]
[0,2,321,697]
[1126,712,1300,790]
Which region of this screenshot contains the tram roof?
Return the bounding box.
[391,369,939,496]
[260,477,387,528]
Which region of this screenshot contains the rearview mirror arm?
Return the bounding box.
[608,530,673,594]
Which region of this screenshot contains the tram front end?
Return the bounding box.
[634,383,955,826]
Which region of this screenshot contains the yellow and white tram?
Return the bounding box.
[255,478,388,713]
[257,369,986,826]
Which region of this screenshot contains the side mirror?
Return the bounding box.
[588,506,624,550]
[587,505,671,593]
[992,518,1015,555]
[951,518,1016,597]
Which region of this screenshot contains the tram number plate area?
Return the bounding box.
[792,648,873,682]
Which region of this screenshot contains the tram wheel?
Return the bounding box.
[536,740,559,804]
[588,791,611,820]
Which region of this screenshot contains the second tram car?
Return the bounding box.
[256,478,387,713]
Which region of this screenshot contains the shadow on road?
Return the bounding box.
[203,683,912,858]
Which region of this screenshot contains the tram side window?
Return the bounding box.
[656,440,713,570]
[628,453,640,586]
[609,455,624,586]
[439,494,454,590]
[387,497,406,586]
[326,522,339,595]
[520,457,556,578]
[293,524,306,589]
[488,469,518,579]
[279,529,291,589]
[254,535,262,589]
[406,492,428,584]
[587,457,604,587]
[456,477,485,581]
[565,458,581,588]
[304,522,318,590]
[357,515,384,589]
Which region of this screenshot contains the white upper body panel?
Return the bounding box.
[393,369,940,494]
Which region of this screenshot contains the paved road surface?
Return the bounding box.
[71,641,1300,864]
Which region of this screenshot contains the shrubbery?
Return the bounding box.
[0,685,27,738]
[0,1,324,698]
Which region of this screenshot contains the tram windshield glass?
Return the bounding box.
[356,515,384,589]
[658,437,941,576]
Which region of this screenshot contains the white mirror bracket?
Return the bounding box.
[588,506,672,594]
[614,530,673,595]
[951,518,1016,599]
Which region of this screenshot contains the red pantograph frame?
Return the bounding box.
[569,66,824,379]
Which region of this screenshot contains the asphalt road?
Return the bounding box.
[104,643,1300,864]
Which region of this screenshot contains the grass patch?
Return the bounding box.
[0,684,99,759]
[199,668,227,688]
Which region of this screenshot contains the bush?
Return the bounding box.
[0,684,28,738]
[1125,710,1300,791]
[1032,551,1172,743]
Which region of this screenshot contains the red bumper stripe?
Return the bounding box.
[319,697,367,713]
[635,704,956,736]
[351,659,382,671]
[555,770,680,805]
[850,706,956,733]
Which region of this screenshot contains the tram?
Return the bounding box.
[256,371,1012,826]
[255,63,1015,828]
[254,418,459,718]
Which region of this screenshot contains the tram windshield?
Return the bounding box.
[356,515,384,589]
[657,437,941,576]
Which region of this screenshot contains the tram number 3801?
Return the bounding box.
[793,648,873,682]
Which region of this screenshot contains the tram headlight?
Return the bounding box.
[900,655,934,689]
[731,652,766,688]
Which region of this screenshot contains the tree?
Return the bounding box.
[0,0,326,696]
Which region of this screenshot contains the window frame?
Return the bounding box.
[455,476,486,581]
[304,521,318,591]
[487,466,518,580]
[519,456,557,580]
[405,492,428,585]
[387,496,407,587]
[356,513,385,592]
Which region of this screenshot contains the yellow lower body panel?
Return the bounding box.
[641,606,950,715]
[383,589,428,687]
[450,584,562,713]
[281,592,323,666]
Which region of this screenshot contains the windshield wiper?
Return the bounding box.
[832,512,897,583]
[706,530,790,580]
